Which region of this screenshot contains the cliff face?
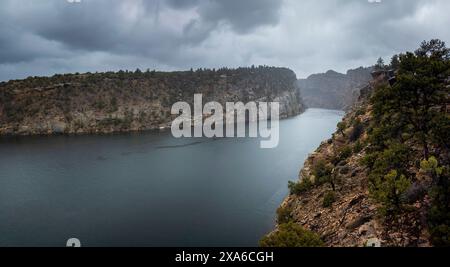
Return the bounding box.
[281,125,431,246]
[273,70,445,247]
[0,67,305,136]
[298,67,372,110]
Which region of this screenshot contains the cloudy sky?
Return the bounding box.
[1,0,449,81]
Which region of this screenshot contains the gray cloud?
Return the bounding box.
[196,0,282,33]
[1,0,449,81]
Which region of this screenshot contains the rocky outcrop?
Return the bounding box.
[274,74,434,247]
[298,67,372,110]
[0,67,305,136]
[281,141,431,247]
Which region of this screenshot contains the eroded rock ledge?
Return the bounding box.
[0,67,305,136]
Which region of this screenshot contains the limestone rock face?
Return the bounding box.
[0,67,305,136]
[298,67,372,110]
[274,90,304,119]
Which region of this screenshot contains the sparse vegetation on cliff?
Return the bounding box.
[260,223,324,247]
[0,66,305,136]
[264,39,450,247]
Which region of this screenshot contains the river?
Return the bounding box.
[0,108,344,247]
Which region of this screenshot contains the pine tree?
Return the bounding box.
[390,55,400,70]
[375,57,385,71]
[372,39,450,159]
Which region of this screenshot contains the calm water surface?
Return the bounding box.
[0,108,343,247]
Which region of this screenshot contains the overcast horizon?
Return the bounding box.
[1,0,450,82]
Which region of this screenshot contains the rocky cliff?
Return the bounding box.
[265,62,449,247]
[298,67,372,110]
[0,66,305,136]
[279,99,432,247]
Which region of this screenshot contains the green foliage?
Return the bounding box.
[371,39,450,159]
[355,107,366,117]
[421,157,444,178]
[375,57,386,71]
[349,118,364,142]
[366,111,401,151]
[390,54,400,70]
[276,206,294,224]
[260,223,324,247]
[312,159,337,191]
[366,143,411,214]
[428,182,450,247]
[338,146,352,162]
[288,177,312,195]
[370,143,411,174]
[313,160,332,181]
[370,170,411,215]
[353,140,363,154]
[337,121,347,137]
[421,157,450,247]
[365,40,449,231]
[288,159,338,195]
[429,113,450,149]
[415,39,450,60]
[361,151,379,170]
[323,191,336,208]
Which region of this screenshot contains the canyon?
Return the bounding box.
[298,67,373,110]
[0,66,304,136]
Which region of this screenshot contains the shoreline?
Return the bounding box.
[0,108,309,139]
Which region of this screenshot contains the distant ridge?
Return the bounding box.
[0,66,305,136]
[298,67,373,110]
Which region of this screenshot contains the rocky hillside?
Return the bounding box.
[277,79,428,247]
[0,66,305,136]
[262,40,449,247]
[298,67,372,110]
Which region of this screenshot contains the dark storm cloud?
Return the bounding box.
[165,0,200,9]
[166,0,282,33]
[16,0,281,51]
[196,0,282,33]
[0,0,282,69]
[0,0,449,81]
